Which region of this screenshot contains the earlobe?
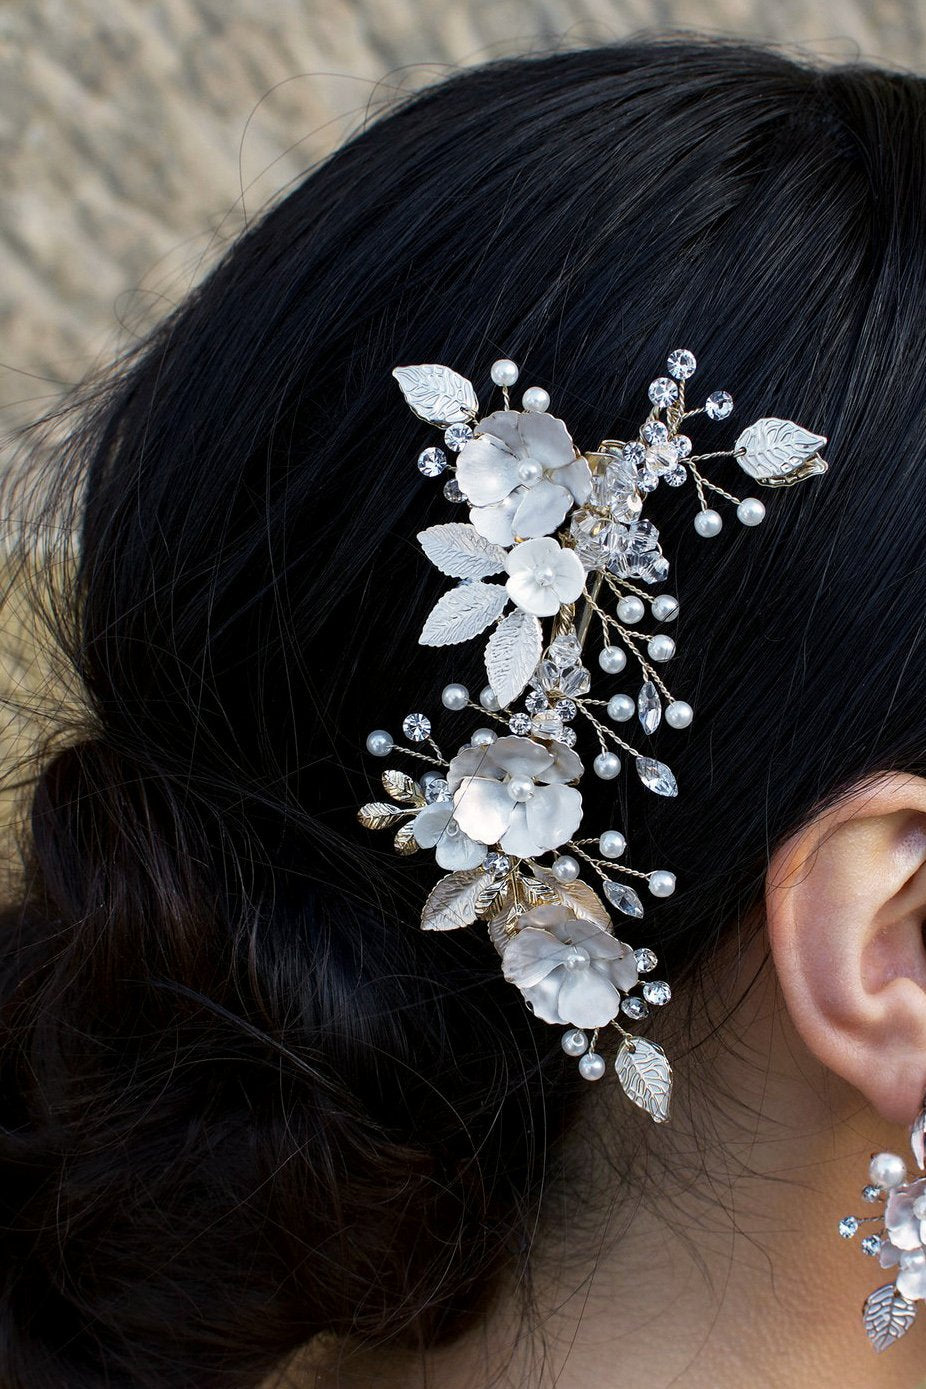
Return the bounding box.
[766,773,926,1126]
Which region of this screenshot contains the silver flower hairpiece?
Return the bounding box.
[359,348,828,1123]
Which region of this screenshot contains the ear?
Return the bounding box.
[766,772,926,1126]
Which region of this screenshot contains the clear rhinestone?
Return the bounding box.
[704,390,733,421]
[641,420,669,445]
[443,476,465,502]
[675,434,692,459]
[603,880,645,918]
[635,756,678,797]
[548,632,583,667]
[403,712,432,742]
[642,980,672,1006]
[838,1216,859,1239]
[637,468,659,494]
[648,377,679,408]
[525,690,549,713]
[444,424,474,451]
[423,777,451,803]
[558,725,577,747]
[556,698,577,721]
[483,851,511,876]
[508,713,532,734]
[606,519,670,586]
[637,681,662,735]
[622,441,646,467]
[418,446,448,477]
[621,996,650,1020]
[667,348,697,380]
[531,710,564,740]
[862,1185,883,1204]
[634,947,658,973]
[664,463,687,487]
[560,666,592,697]
[861,1235,882,1257]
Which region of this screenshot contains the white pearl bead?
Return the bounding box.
[599,645,627,674]
[578,1052,606,1081]
[507,774,535,802]
[607,694,635,722]
[490,358,519,387]
[651,594,679,622]
[694,509,723,538]
[471,727,497,747]
[521,386,550,413]
[869,1152,907,1190]
[599,830,626,859]
[737,496,766,527]
[479,685,500,711]
[665,700,693,729]
[441,682,469,711]
[517,459,542,487]
[552,854,580,882]
[648,870,676,897]
[366,729,393,757]
[647,635,676,663]
[594,752,621,780]
[616,595,645,625]
[561,1027,588,1058]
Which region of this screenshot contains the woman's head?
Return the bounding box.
[4,33,926,1388]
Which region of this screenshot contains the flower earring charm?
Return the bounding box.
[840,1099,926,1350]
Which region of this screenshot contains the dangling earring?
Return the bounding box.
[839,1097,926,1350]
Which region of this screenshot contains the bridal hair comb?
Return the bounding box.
[358,348,828,1124]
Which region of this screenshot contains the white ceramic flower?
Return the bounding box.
[411,800,487,871]
[505,537,586,617]
[880,1178,926,1300]
[455,410,592,546]
[501,903,638,1028]
[447,734,582,859]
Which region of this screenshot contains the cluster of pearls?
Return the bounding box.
[695,497,766,537]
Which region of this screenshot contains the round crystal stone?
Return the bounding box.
[525,690,549,713]
[641,420,669,445]
[418,446,448,477]
[704,390,733,421]
[621,996,649,1020]
[556,698,577,721]
[622,441,646,467]
[423,777,451,803]
[443,423,474,452]
[508,713,532,734]
[675,434,693,458]
[861,1235,882,1257]
[838,1216,859,1239]
[558,725,577,747]
[483,851,511,875]
[402,712,432,742]
[648,377,679,408]
[667,348,697,380]
[642,980,672,1006]
[862,1184,882,1204]
[638,469,659,494]
[664,463,687,487]
[443,476,465,502]
[634,946,658,974]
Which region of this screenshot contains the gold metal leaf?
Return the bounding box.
[394,822,419,856]
[529,866,611,928]
[358,801,413,831]
[421,868,492,931]
[381,770,425,806]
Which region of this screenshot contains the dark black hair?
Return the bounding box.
[2,32,926,1389]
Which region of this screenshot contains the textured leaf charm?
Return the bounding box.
[603,879,645,918]
[394,822,419,855]
[392,364,479,426]
[735,417,828,487]
[421,868,493,931]
[357,801,413,831]
[417,524,508,580]
[531,866,611,928]
[863,1283,917,1352]
[485,609,543,707]
[382,770,424,805]
[635,756,678,797]
[637,680,662,735]
[420,582,508,646]
[614,1038,672,1123]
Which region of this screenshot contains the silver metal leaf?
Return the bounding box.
[635,756,678,797]
[420,582,508,647]
[485,609,543,708]
[421,867,492,931]
[863,1282,917,1352]
[637,680,662,735]
[912,1109,926,1171]
[530,866,612,928]
[734,417,828,487]
[603,879,644,918]
[392,364,479,426]
[614,1037,672,1123]
[417,524,508,580]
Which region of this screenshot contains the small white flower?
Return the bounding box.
[879,1177,926,1300]
[455,410,592,546]
[411,800,486,871]
[505,536,586,617]
[501,903,638,1028]
[447,734,582,860]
